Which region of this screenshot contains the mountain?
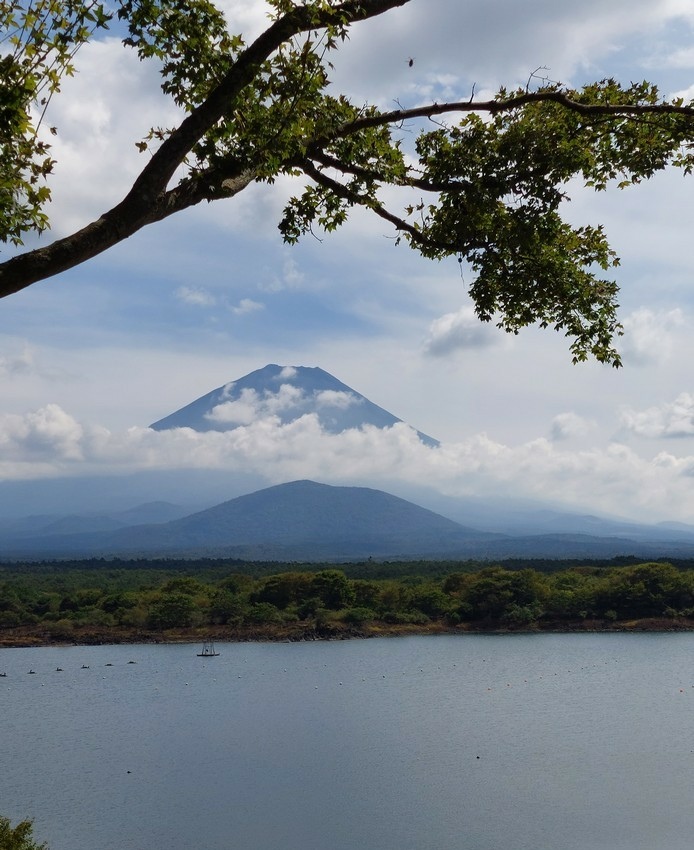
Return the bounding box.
[149,363,439,446]
[0,480,500,560]
[0,501,192,539]
[5,480,694,562]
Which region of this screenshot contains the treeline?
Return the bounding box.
[2,560,694,639]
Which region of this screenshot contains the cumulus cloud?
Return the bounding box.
[219,381,236,400]
[621,392,694,438]
[314,390,361,410]
[263,384,305,412]
[206,384,361,427]
[216,0,269,42]
[0,404,85,462]
[42,38,181,235]
[277,366,297,380]
[423,307,501,357]
[206,384,306,424]
[619,307,684,366]
[205,389,259,426]
[550,412,597,441]
[6,403,694,521]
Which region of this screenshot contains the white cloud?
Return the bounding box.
[231,298,264,315]
[219,382,236,401]
[216,0,270,42]
[619,307,684,366]
[658,46,694,68]
[0,345,38,377]
[314,390,361,410]
[41,38,181,235]
[277,366,297,380]
[175,286,217,307]
[206,384,306,424]
[424,307,502,357]
[621,392,694,438]
[264,384,305,412]
[206,389,259,426]
[261,254,316,293]
[6,403,694,521]
[330,0,694,108]
[175,288,263,314]
[550,412,597,441]
[0,404,85,462]
[672,83,694,101]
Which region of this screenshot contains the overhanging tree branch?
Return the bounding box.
[299,158,460,252]
[1,0,693,365]
[0,0,410,298]
[318,89,694,144]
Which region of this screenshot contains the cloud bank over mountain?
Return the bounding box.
[3,394,694,523]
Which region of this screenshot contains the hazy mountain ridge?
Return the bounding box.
[0,481,503,560]
[3,480,694,562]
[0,501,191,539]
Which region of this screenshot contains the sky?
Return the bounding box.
[2,0,694,522]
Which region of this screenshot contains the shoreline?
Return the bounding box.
[2,615,693,648]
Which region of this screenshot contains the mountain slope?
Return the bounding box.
[149,364,438,446]
[0,480,500,559]
[0,501,192,539]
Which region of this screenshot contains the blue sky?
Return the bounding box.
[2,0,694,521]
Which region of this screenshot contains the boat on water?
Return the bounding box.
[197,641,220,657]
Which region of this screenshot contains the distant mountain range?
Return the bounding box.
[150,363,439,446]
[4,480,694,562]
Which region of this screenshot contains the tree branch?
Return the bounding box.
[300,158,460,253]
[313,89,694,145]
[122,0,411,205]
[0,0,411,298]
[310,150,471,193]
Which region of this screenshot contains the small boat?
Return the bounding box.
[197,641,220,657]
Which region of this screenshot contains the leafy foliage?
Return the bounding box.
[0,817,46,850]
[1,1,694,362]
[4,559,694,637]
[0,0,110,244]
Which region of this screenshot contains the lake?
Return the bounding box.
[2,633,694,850]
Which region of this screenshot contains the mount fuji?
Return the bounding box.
[150,363,438,446]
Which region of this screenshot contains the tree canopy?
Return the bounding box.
[0,816,46,850]
[2,0,694,364]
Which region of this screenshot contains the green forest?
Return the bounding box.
[2,558,694,645]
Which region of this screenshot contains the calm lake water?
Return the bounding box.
[2,633,694,850]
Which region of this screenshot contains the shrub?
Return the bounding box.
[342,607,377,625]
